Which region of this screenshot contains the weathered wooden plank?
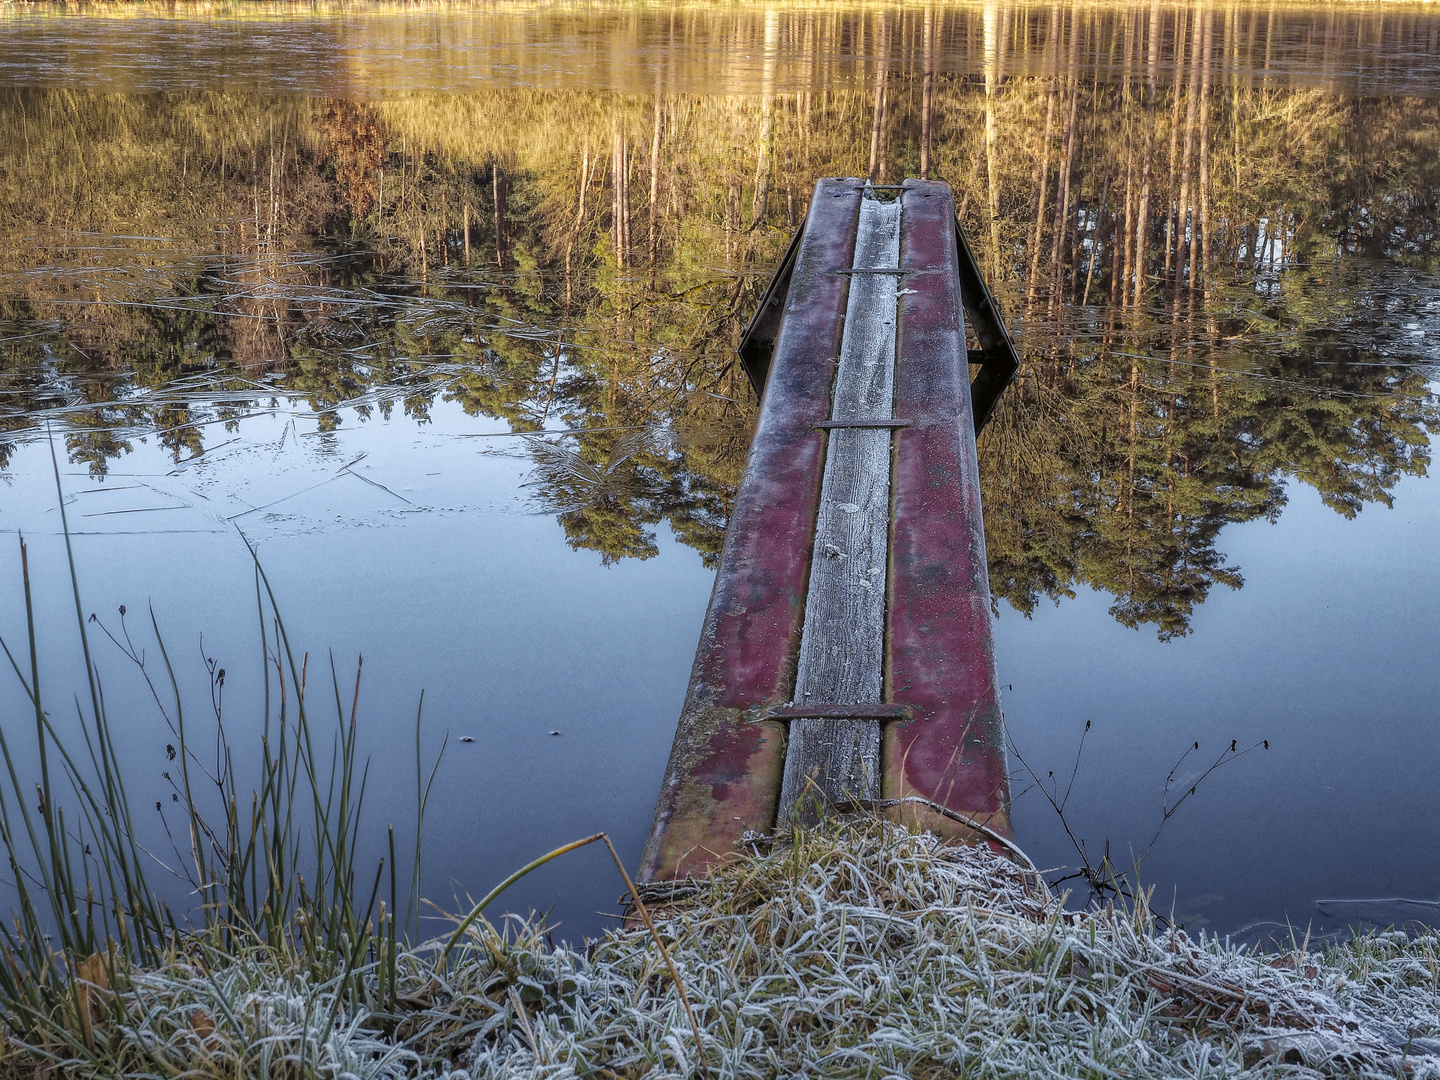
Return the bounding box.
[884,179,1011,840]
[777,192,900,827]
[637,179,864,883]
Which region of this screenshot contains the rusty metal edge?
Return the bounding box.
[761,703,913,722]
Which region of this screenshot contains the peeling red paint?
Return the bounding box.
[638,180,864,882]
[885,180,1011,837]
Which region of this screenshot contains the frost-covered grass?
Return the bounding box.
[7,819,1440,1079]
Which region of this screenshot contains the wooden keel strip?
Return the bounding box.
[777,191,901,828]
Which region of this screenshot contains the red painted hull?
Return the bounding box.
[639,179,1009,883]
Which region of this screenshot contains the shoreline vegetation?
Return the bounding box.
[4,821,1440,1078]
[2,529,1439,1079]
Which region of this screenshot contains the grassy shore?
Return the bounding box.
[4,820,1439,1078]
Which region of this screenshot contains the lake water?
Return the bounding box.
[1,0,1438,945]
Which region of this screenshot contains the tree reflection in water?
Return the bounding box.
[1,1,1436,636]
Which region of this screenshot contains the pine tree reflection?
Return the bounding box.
[0,2,1435,631]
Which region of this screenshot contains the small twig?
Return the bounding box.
[1132,738,1271,874]
[599,834,709,1079]
[1011,728,1269,907]
[1008,738,1091,878]
[1059,719,1091,812]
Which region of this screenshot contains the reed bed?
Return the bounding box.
[5,818,1440,1078]
[0,444,437,1075]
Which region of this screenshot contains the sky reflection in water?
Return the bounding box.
[0,1,1438,941]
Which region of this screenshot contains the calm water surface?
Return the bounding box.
[1,0,1438,942]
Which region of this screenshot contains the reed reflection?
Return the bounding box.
[0,1,1436,634]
